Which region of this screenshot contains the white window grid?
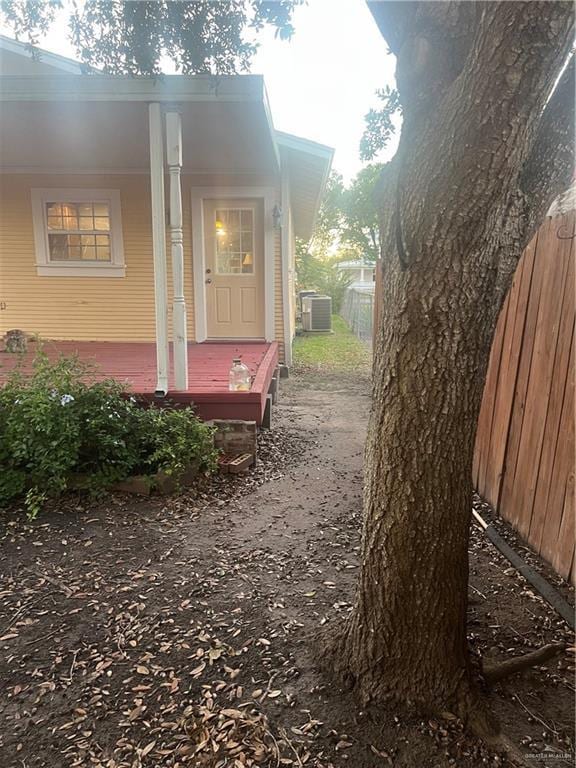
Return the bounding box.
[214,207,255,275]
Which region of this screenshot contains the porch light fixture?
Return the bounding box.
[272,204,282,229]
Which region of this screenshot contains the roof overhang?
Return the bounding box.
[276,131,333,241]
[0,38,334,236]
[0,74,280,176]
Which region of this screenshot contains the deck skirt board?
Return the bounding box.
[0,340,279,425]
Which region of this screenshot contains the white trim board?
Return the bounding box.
[281,171,293,367]
[0,168,279,177]
[190,186,277,343]
[0,73,265,103]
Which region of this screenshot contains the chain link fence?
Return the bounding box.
[340,286,375,345]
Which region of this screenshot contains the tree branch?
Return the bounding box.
[519,55,575,241]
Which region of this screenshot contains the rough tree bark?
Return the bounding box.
[326,1,574,730]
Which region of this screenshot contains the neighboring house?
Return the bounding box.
[0,36,333,423]
[336,258,375,289]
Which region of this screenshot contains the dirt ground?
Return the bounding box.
[0,367,574,768]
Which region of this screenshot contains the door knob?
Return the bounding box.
[205,278,212,284]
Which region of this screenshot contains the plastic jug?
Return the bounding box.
[229,358,251,391]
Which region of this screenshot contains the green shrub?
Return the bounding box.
[0,352,217,517]
[132,406,218,478]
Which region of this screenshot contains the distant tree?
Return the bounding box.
[310,170,346,254]
[300,165,383,311]
[318,259,353,314]
[311,166,384,263]
[0,0,301,74]
[295,240,351,314]
[340,164,385,261]
[294,239,326,293]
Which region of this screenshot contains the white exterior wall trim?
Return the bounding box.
[280,170,293,366]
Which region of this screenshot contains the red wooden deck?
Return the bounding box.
[0,341,279,425]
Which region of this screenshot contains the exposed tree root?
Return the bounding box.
[483,642,566,684]
[465,703,532,768]
[318,625,565,767]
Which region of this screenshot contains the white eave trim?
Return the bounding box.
[276,130,334,163]
[261,81,281,173]
[277,132,334,242]
[0,34,87,74]
[0,73,266,103]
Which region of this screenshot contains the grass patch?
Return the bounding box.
[292,315,371,373]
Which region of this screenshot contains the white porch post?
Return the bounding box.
[166,111,188,390]
[148,102,169,395]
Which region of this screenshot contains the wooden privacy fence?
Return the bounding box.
[474,210,575,584]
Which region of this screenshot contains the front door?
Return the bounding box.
[204,198,265,339]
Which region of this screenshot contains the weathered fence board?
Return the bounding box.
[474,211,575,584]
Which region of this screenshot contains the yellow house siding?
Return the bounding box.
[0,173,286,352]
[0,173,196,342]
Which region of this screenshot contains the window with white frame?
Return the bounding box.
[31,189,125,276]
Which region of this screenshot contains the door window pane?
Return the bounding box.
[215,208,254,275]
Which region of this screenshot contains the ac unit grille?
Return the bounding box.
[302,295,332,331]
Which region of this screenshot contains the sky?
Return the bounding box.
[1,0,397,182]
[251,0,397,180]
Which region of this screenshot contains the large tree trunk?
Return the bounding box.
[329,183,508,718]
[327,0,574,726]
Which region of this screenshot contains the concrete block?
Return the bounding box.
[261,394,272,429]
[269,375,279,404]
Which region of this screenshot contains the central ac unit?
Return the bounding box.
[298,290,318,315]
[302,295,332,332]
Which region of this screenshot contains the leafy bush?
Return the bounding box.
[0,353,217,517]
